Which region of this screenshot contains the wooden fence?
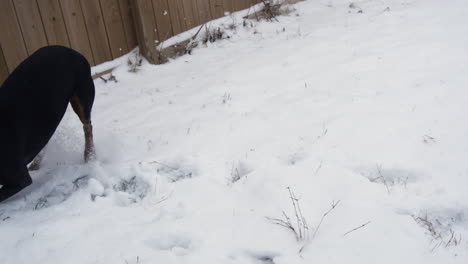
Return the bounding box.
[0,0,260,84]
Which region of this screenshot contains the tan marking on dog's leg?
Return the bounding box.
[70,96,96,162]
[70,96,87,124]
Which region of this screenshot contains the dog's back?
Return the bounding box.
[0,46,93,163]
[0,46,95,202]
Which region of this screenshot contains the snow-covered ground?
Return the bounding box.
[1,0,468,263]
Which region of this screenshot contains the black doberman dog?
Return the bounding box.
[0,45,96,203]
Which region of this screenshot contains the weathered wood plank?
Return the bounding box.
[13,0,48,55]
[248,0,256,9]
[192,0,201,25]
[92,67,114,80]
[232,0,241,11]
[80,0,112,64]
[151,0,173,42]
[247,0,252,8]
[182,0,199,30]
[209,0,224,19]
[196,0,212,24]
[223,0,233,13]
[60,0,95,65]
[176,0,188,32]
[165,0,181,35]
[237,0,246,10]
[100,0,129,58]
[131,0,159,63]
[118,0,138,50]
[0,45,9,85]
[167,0,186,34]
[241,0,253,10]
[0,0,28,72]
[239,0,247,10]
[37,0,71,47]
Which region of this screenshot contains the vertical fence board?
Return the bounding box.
[182,0,199,30]
[80,0,112,64]
[60,0,95,65]
[37,0,70,47]
[192,0,201,26]
[13,0,48,55]
[238,0,247,10]
[192,0,202,26]
[232,0,241,11]
[196,0,212,24]
[167,0,186,34]
[0,45,9,85]
[243,0,252,10]
[151,0,173,42]
[118,0,138,50]
[131,0,159,63]
[247,0,258,9]
[175,0,188,33]
[239,0,248,10]
[223,0,233,13]
[246,0,255,9]
[0,0,28,72]
[209,0,224,19]
[100,0,128,58]
[246,0,254,10]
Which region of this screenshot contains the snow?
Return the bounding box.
[1,0,468,263]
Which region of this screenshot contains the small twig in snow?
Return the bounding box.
[312,160,323,177]
[310,125,328,145]
[124,256,140,264]
[376,164,391,194]
[155,194,171,205]
[299,199,340,254]
[149,160,179,171]
[423,134,436,144]
[311,200,340,240]
[343,221,371,236]
[431,240,443,252]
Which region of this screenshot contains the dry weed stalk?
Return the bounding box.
[371,164,390,194]
[266,187,309,241]
[127,51,142,73]
[413,213,462,252]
